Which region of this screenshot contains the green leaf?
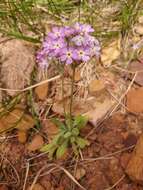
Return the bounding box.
[76,137,89,149]
[7,32,40,43]
[65,117,73,129]
[40,143,57,160]
[74,115,88,130]
[56,140,68,158]
[40,143,53,152]
[48,146,58,160]
[72,128,79,136]
[52,133,63,145]
[64,131,72,138]
[51,118,66,131]
[70,136,76,143]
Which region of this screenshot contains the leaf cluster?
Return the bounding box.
[41,115,89,159]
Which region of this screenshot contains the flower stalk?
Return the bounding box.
[69,64,76,126]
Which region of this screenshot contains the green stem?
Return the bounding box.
[61,73,66,116]
[69,65,76,124]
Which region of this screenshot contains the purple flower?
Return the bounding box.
[71,35,85,46]
[86,35,100,46]
[36,23,100,68]
[62,26,75,37]
[48,27,64,39]
[42,40,51,54]
[60,48,76,64]
[50,39,67,56]
[36,49,46,62]
[82,24,94,33]
[74,23,94,35]
[73,22,83,34]
[90,45,101,57]
[74,48,90,62]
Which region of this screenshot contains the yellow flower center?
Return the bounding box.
[67,52,71,57]
[55,43,60,48]
[79,51,84,55]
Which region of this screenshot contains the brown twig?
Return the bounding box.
[29,163,86,190]
[0,75,61,92]
[109,72,137,116]
[23,162,30,190]
[104,175,125,190]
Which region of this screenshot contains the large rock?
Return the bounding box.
[126,133,143,184]
[126,88,143,113]
[0,39,35,96]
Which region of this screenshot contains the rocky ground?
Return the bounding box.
[1,1,143,190]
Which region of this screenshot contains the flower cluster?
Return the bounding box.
[37,23,101,68]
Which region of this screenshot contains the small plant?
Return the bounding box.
[41,115,89,159]
[37,22,100,159]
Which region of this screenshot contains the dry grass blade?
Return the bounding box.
[58,165,86,190]
[83,145,135,163]
[109,72,137,116]
[0,154,20,186]
[29,165,57,190]
[104,175,125,190]
[23,162,30,190]
[29,163,86,190]
[112,65,143,73]
[0,75,61,92]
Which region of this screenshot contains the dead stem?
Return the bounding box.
[71,157,79,190]
[0,155,20,186]
[112,65,143,73]
[0,75,61,92]
[104,175,125,190]
[109,71,137,116]
[83,145,135,163]
[23,162,30,190]
[29,164,86,190]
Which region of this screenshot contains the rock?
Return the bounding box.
[84,99,115,126]
[126,88,143,113]
[35,83,49,100]
[75,167,86,180]
[17,130,27,143]
[89,79,105,96]
[126,133,143,184]
[52,97,115,127]
[129,61,143,86]
[0,39,35,96]
[27,134,44,151]
[27,183,45,190]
